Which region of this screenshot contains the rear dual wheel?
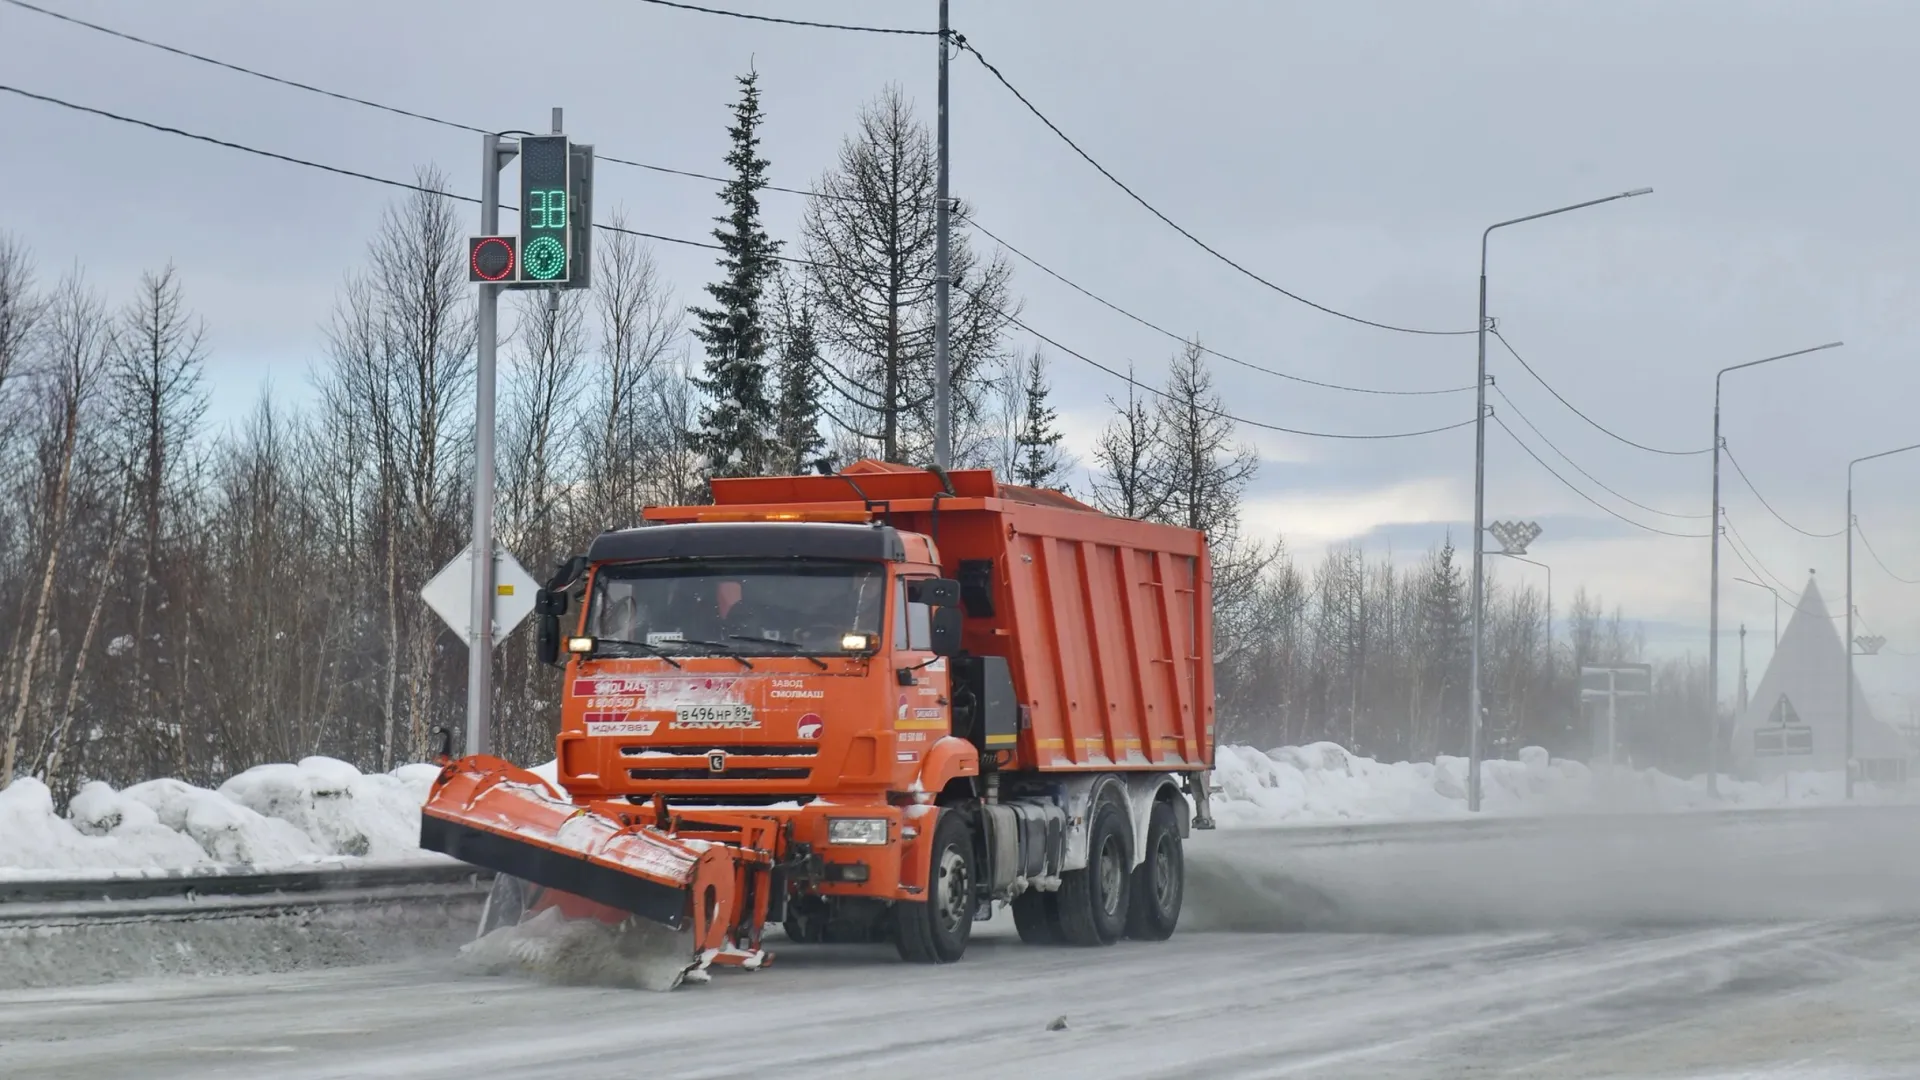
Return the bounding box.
[1020,796,1184,946]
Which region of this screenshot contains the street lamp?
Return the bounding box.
[1846,441,1920,798]
[1706,341,1843,796]
[1732,576,1780,646]
[1469,189,1652,812]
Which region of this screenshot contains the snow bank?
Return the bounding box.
[1208,741,1905,827]
[1,757,450,878]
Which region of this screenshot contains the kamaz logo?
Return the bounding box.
[707,751,727,773]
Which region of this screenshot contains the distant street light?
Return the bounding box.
[1470,189,1652,813]
[1706,341,1843,797]
[1732,576,1780,647]
[1846,441,1920,798]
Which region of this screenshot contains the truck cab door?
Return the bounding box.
[892,577,952,766]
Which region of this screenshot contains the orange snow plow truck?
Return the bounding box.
[421,461,1216,976]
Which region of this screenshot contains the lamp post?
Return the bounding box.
[1845,441,1920,798]
[1706,341,1843,796]
[1470,190,1651,812]
[1732,575,1780,646]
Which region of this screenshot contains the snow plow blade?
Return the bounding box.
[419,756,759,961]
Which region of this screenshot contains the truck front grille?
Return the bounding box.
[627,766,811,782]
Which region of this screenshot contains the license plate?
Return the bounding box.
[672,704,757,729]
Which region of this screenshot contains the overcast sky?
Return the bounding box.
[4,0,1918,713]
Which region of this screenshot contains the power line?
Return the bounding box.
[1721,512,1829,604]
[962,213,1474,397]
[0,0,887,206]
[1855,519,1920,585]
[5,82,1476,445]
[0,83,803,262]
[1490,383,1709,519]
[1722,535,1838,618]
[956,39,1472,338]
[1490,413,1708,539]
[631,0,937,35]
[1490,329,1710,457]
[1721,445,1845,539]
[1000,309,1475,439]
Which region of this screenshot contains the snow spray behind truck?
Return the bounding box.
[420,460,1216,981]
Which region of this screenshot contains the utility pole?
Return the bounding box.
[932,0,952,469]
[1738,624,1748,718]
[1706,342,1841,797]
[1845,441,1920,799]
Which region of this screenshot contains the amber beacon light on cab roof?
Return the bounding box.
[420,460,1216,981]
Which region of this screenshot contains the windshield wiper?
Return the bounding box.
[670,638,755,670]
[588,638,682,668]
[727,635,829,670]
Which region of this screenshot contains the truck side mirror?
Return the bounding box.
[907,577,961,608]
[536,610,562,666]
[929,605,963,657]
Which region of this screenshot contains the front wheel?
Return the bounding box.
[894,808,976,964]
[1125,800,1183,941]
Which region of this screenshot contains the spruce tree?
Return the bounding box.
[1011,349,1067,490]
[689,69,780,479]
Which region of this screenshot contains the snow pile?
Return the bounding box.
[1207,741,1908,827]
[0,757,448,877]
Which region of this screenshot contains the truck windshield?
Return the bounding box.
[587,559,886,656]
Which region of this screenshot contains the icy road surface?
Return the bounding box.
[6,807,1920,1079]
[5,919,1920,1079]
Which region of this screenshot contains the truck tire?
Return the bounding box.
[1055,798,1131,946]
[894,808,976,964]
[1011,888,1060,944]
[1124,800,1183,941]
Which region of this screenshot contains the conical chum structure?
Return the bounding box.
[1729,576,1906,781]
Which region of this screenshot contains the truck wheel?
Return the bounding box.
[894,808,976,964]
[1056,798,1131,946]
[1124,800,1183,941]
[1011,888,1059,944]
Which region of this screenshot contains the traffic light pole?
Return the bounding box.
[468,131,514,759]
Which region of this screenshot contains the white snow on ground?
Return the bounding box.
[4,742,1904,873]
[1207,741,1903,827]
[0,757,449,878]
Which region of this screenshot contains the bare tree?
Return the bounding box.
[802,85,1015,463]
[1089,367,1167,520]
[2,272,111,787]
[581,212,677,531]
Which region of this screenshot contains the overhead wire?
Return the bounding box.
[961,213,1474,397]
[1721,445,1845,539]
[1490,328,1711,457]
[1490,382,1709,519]
[1,82,1480,444]
[1720,512,1830,605]
[955,39,1473,337]
[1489,413,1708,539]
[629,0,938,35]
[1854,519,1920,585]
[0,0,889,207]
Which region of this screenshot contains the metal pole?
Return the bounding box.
[1706,341,1842,792]
[1846,468,1854,799]
[1607,671,1618,768]
[1468,188,1649,811]
[1468,253,1489,811]
[468,133,503,758]
[931,0,952,469]
[1707,380,1722,795]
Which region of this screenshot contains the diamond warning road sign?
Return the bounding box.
[420,543,538,647]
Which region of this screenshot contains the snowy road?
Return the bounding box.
[5,918,1919,1078]
[6,808,1920,1079]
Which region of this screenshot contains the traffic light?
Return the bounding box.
[518,135,572,284]
[467,236,516,282]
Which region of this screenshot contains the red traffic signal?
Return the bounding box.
[468,236,516,282]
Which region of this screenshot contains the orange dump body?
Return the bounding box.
[421,461,1213,974]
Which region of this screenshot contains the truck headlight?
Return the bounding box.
[827,817,889,846]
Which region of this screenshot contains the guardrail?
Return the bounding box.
[0,861,495,927]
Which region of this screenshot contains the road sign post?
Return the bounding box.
[1580,663,1651,768]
